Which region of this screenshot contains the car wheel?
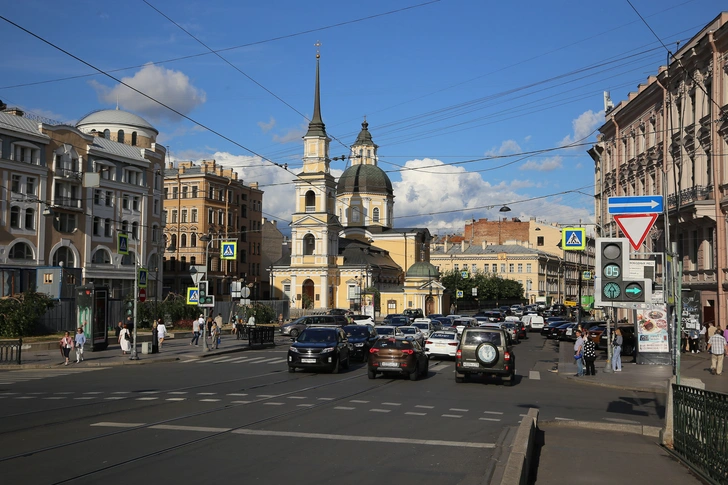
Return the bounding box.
[331,358,340,374]
[367,368,376,379]
[290,329,299,339]
[409,364,420,381]
[475,342,499,366]
[288,366,295,373]
[455,372,465,383]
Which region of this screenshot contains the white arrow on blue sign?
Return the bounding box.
[608,195,663,214]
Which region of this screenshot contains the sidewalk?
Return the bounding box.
[2,332,284,369]
[557,349,728,395]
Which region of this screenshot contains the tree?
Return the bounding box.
[0,292,55,338]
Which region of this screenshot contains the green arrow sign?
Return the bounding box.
[626,286,642,295]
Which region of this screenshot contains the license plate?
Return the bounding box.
[463,362,480,368]
[380,362,399,367]
[301,358,316,363]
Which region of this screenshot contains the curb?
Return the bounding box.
[558,374,667,394]
[1,356,181,370]
[540,419,662,437]
[493,408,539,485]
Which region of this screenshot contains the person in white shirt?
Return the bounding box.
[157,319,168,350]
[247,314,256,327]
[190,314,203,346]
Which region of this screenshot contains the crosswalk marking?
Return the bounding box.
[0,367,105,386]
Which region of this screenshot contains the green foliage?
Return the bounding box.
[301,293,313,309]
[0,292,55,338]
[135,293,199,327]
[237,303,276,324]
[364,286,381,312]
[440,270,524,304]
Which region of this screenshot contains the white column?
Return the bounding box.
[291,275,297,308]
[319,274,329,309]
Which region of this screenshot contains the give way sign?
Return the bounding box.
[614,213,658,250]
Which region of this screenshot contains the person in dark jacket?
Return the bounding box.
[583,337,597,376]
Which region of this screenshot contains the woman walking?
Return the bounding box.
[119,324,132,355]
[60,331,74,366]
[210,321,220,349]
[612,329,623,372]
[157,319,168,351]
[74,327,86,363]
[583,334,597,376]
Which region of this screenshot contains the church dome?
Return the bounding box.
[336,164,393,196]
[406,261,440,279]
[76,109,158,134]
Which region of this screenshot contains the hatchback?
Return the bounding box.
[368,337,429,380]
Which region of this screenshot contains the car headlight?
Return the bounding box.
[288,346,299,353]
[322,347,335,353]
[354,343,364,347]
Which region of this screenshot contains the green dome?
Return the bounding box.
[336,164,393,196]
[406,261,439,279]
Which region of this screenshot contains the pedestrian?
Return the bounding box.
[191,314,203,346]
[119,323,132,355]
[231,316,238,336]
[157,319,167,351]
[574,330,584,377]
[247,313,256,327]
[60,331,74,366]
[211,321,220,349]
[689,327,700,353]
[206,316,213,348]
[583,334,597,376]
[214,313,223,332]
[74,327,86,363]
[707,329,728,376]
[278,313,284,327]
[152,321,159,354]
[115,321,123,338]
[699,322,707,352]
[612,328,623,372]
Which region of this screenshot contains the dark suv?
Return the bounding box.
[402,308,424,322]
[343,325,378,361]
[288,327,350,373]
[455,327,516,385]
[280,315,348,338]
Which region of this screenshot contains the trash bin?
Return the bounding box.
[141,342,152,354]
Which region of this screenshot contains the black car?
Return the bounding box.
[599,326,636,356]
[549,322,572,339]
[388,316,410,327]
[541,320,568,337]
[383,314,405,325]
[557,323,578,341]
[402,308,424,322]
[432,317,453,331]
[483,311,505,323]
[288,327,350,373]
[343,325,378,361]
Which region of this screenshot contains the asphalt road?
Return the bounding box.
[0,333,666,484]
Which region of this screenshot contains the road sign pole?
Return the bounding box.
[130,260,139,361]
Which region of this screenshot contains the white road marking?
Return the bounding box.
[264,402,284,406]
[55,392,74,395]
[227,393,248,397]
[382,402,401,406]
[105,397,125,400]
[44,397,66,400]
[450,408,468,412]
[83,392,103,395]
[370,409,391,413]
[479,418,501,422]
[151,425,231,433]
[200,399,221,402]
[297,404,314,407]
[483,411,504,415]
[166,398,186,401]
[197,392,216,395]
[91,422,144,428]
[334,406,355,410]
[257,394,279,398]
[181,360,197,363]
[318,397,334,401]
[287,396,306,399]
[212,357,238,363]
[140,391,160,394]
[415,405,434,409]
[267,359,287,364]
[136,397,158,401]
[0,382,14,385]
[555,417,574,421]
[442,414,462,418]
[350,400,369,403]
[112,391,130,394]
[231,429,496,449]
[74,397,96,400]
[197,357,229,363]
[227,357,251,363]
[405,412,427,416]
[240,357,268,363]
[529,370,541,380]
[168,391,188,395]
[231,400,252,404]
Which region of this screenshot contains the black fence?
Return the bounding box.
[0,339,22,365]
[248,327,275,347]
[672,384,728,484]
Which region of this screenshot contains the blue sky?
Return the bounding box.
[0,0,722,236]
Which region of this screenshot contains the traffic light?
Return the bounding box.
[126,299,133,317]
[594,237,652,306]
[198,281,214,306]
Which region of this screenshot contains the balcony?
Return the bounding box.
[53,196,83,209]
[54,167,82,181]
[666,185,713,209]
[305,205,315,213]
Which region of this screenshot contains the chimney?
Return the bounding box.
[250,182,259,189]
[272,220,277,227]
[461,240,466,252]
[444,238,449,252]
[482,241,486,250]
[4,107,24,117]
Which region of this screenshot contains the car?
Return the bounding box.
[389,316,410,327]
[342,325,378,361]
[383,314,406,325]
[432,317,454,331]
[350,314,375,326]
[499,306,512,316]
[412,319,435,338]
[374,326,401,339]
[280,315,348,338]
[402,308,425,322]
[549,322,573,339]
[502,322,520,343]
[397,326,425,346]
[540,319,568,337]
[455,327,516,385]
[288,327,350,373]
[368,337,429,380]
[427,313,444,320]
[599,325,636,356]
[522,314,545,332]
[329,308,352,316]
[558,323,579,341]
[482,311,505,323]
[516,321,528,340]
[424,330,459,359]
[583,322,608,347]
[453,317,478,335]
[510,305,524,317]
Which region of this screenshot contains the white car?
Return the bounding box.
[453,317,477,335]
[398,326,425,345]
[351,314,375,326]
[412,320,434,338]
[375,326,402,339]
[522,314,544,331]
[424,330,459,359]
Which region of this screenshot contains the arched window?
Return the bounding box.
[303,234,315,256]
[117,130,125,143]
[103,129,110,139]
[131,221,139,240]
[92,249,111,264]
[180,256,187,271]
[131,131,137,146]
[53,246,76,267]
[121,251,136,266]
[372,208,380,223]
[352,207,360,223]
[9,242,33,260]
[191,233,197,247]
[305,190,316,212]
[190,256,196,265]
[170,234,177,249]
[9,206,20,228]
[181,234,187,247]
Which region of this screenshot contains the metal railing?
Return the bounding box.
[248,327,275,347]
[666,185,713,209]
[53,196,83,209]
[0,338,22,365]
[672,384,728,484]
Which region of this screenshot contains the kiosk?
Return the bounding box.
[76,285,109,351]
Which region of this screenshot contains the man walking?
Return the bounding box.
[191,314,203,346]
[574,330,585,377]
[707,329,727,376]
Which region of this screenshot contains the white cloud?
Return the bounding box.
[486,139,522,157]
[157,124,207,144]
[90,63,206,122]
[272,123,307,144]
[258,117,276,133]
[559,109,604,147]
[519,156,563,172]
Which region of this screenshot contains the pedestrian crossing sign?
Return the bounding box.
[117,233,129,255]
[221,241,237,260]
[138,268,148,288]
[562,227,586,251]
[187,287,199,305]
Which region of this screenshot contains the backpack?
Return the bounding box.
[125,331,131,341]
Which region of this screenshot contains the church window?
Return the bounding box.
[305,190,316,212]
[352,207,360,223]
[118,130,125,143]
[103,129,110,139]
[372,208,380,223]
[131,132,137,146]
[303,234,315,255]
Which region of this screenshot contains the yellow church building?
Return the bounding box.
[270,55,444,316]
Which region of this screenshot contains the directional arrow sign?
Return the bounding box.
[614,213,658,250]
[608,195,663,214]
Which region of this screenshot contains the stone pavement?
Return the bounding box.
[2,331,285,369]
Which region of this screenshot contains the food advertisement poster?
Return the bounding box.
[637,305,669,353]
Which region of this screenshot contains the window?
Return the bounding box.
[125,169,140,185]
[53,213,77,232]
[103,129,110,139]
[181,209,188,223]
[122,195,129,210]
[208,209,214,224]
[94,190,102,205]
[93,217,101,236]
[153,199,159,215]
[191,209,198,223]
[24,208,36,231]
[537,236,544,246]
[171,210,178,223]
[26,177,36,196]
[131,221,139,240]
[10,206,20,228]
[104,218,112,237]
[52,247,75,267]
[105,191,113,207]
[131,131,137,146]
[96,164,112,180]
[472,264,477,272]
[454,264,459,271]
[303,234,315,255]
[11,175,20,193]
[9,242,33,260]
[121,220,128,234]
[484,264,489,272]
[209,186,214,199]
[172,187,178,199]
[132,196,140,212]
[305,190,316,212]
[218,210,223,225]
[12,143,39,164]
[372,207,380,223]
[191,233,197,247]
[117,130,124,143]
[190,256,196,265]
[526,263,532,273]
[92,249,111,264]
[181,234,187,247]
[151,225,159,243]
[121,252,137,266]
[517,264,523,273]
[492,264,497,273]
[500,264,506,273]
[191,186,198,198]
[352,207,360,222]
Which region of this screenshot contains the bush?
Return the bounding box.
[0,292,55,338]
[237,303,275,324]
